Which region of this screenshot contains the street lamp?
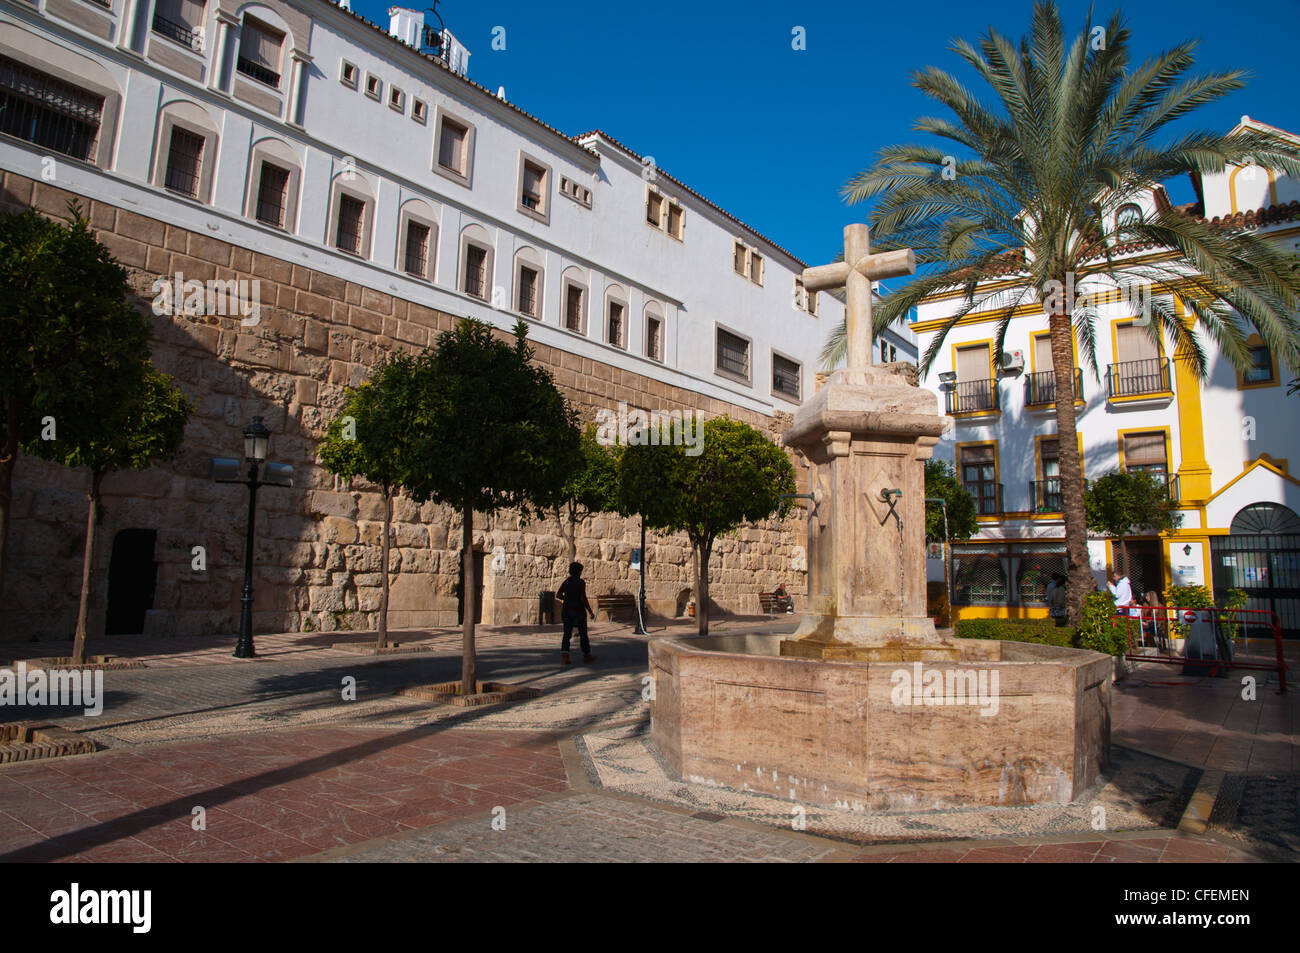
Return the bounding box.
[211,416,294,659]
[633,516,647,635]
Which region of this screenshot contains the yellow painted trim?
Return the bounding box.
[1234,333,1280,390]
[1204,457,1300,507]
[1246,454,1288,474]
[954,606,1051,621]
[957,439,1000,515]
[1109,315,1167,364]
[1117,426,1173,482]
[1108,391,1174,404]
[1170,295,1211,500]
[1229,164,1279,215]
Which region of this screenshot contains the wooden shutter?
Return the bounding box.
[1116,322,1158,362]
[1124,432,1166,467]
[1034,335,1054,372]
[956,344,989,381]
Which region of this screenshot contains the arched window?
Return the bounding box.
[560,265,588,334]
[398,198,439,280]
[458,224,495,301]
[644,301,665,362]
[244,137,302,231]
[326,167,375,258]
[1230,503,1300,536]
[1115,203,1142,236]
[604,284,628,349]
[153,99,220,202]
[512,246,544,318]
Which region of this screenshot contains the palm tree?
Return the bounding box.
[826,2,1300,624]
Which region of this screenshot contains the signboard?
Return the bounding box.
[630,548,642,571]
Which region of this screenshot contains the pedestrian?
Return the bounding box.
[1108,568,1133,608]
[774,582,794,613]
[556,561,597,665]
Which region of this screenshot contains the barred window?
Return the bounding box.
[403,221,430,278]
[607,301,625,349]
[0,56,103,162]
[254,161,289,228]
[164,126,205,197]
[463,244,488,299]
[646,316,663,362]
[716,328,750,380]
[335,194,365,256]
[773,354,801,399]
[564,284,585,332]
[517,266,539,317]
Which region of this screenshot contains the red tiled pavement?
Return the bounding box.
[0,725,568,862]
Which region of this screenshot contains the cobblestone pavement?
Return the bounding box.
[0,621,1292,862]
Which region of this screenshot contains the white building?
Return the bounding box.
[913,117,1300,634]
[0,0,838,416]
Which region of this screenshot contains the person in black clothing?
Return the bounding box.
[556,561,596,664]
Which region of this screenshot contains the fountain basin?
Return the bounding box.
[649,634,1111,812]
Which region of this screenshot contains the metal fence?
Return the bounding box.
[1211,533,1300,639]
[946,378,999,414]
[1116,606,1288,693]
[1107,357,1171,398]
[1024,368,1083,405]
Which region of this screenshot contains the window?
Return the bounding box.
[1115,203,1142,236]
[646,191,664,228]
[340,60,358,89]
[1035,439,1061,512]
[1244,342,1275,385]
[163,126,205,197]
[773,354,801,400]
[1123,432,1167,480]
[435,112,472,182]
[518,156,550,222]
[879,339,888,364]
[951,343,996,412]
[959,444,1000,515]
[794,276,818,315]
[389,87,405,112]
[335,194,366,256]
[411,99,427,123]
[517,265,540,317]
[607,300,625,349]
[0,56,103,163]
[153,0,205,49]
[236,17,283,87]
[364,74,381,100]
[646,314,663,362]
[1110,321,1167,397]
[254,161,289,228]
[716,328,750,381]
[403,220,431,278]
[560,176,591,207]
[666,202,684,240]
[463,244,489,300]
[564,283,585,333]
[889,344,897,363]
[733,241,762,284]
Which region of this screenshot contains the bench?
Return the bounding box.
[760,591,794,615]
[595,593,637,622]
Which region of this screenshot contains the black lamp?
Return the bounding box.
[243,416,270,463]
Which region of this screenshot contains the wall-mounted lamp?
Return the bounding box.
[1182,544,1193,556]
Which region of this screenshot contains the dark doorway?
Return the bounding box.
[105,529,158,635]
[456,548,485,625]
[1212,504,1300,638]
[1119,539,1162,599]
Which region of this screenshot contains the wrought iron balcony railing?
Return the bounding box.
[1107,357,1171,399]
[152,14,200,49]
[965,481,1003,516]
[1025,368,1084,406]
[945,378,999,415]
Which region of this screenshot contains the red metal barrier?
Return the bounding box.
[1116,606,1288,693]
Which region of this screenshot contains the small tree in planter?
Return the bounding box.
[404,319,579,696]
[319,354,422,650]
[619,418,795,637]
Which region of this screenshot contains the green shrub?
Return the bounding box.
[1079,590,1127,656]
[954,617,1079,648]
[1164,584,1213,639]
[1223,588,1248,642]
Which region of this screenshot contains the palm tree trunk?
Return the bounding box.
[72,469,103,666]
[0,398,18,596]
[460,501,477,697]
[696,536,712,637]
[1048,309,1090,627]
[376,487,391,651]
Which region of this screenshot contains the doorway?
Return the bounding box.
[105,529,158,635]
[1117,539,1162,599]
[456,548,485,625]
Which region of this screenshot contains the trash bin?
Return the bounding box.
[538,591,555,626]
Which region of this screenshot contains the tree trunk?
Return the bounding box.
[561,505,577,567]
[460,501,476,697]
[696,536,713,637]
[0,398,18,596]
[1048,307,1091,627]
[376,487,391,651]
[72,470,103,666]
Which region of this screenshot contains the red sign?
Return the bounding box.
[1182,610,1197,623]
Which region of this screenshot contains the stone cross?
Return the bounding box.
[802,224,916,369]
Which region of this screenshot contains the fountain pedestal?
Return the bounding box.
[780,365,956,662]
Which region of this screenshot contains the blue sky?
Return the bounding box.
[352,0,1299,265]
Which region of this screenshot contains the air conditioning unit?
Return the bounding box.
[1000,349,1025,373]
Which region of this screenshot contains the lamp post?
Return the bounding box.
[633,516,647,635]
[211,416,293,659]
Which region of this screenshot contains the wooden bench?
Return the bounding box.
[596,593,637,622]
[759,591,794,614]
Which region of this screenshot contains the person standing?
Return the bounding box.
[557,561,596,665]
[1108,568,1133,608]
[1047,573,1067,626]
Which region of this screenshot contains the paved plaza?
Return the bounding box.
[0,620,1294,863]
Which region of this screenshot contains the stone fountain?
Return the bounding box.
[648,225,1112,812]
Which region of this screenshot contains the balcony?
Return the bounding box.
[1107,357,1171,400]
[1030,479,1062,513]
[1024,368,1084,407]
[236,57,280,88]
[945,378,999,415]
[152,14,201,49]
[965,482,1004,517]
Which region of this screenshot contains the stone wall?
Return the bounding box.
[0,171,809,643]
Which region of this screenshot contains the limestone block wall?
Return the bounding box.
[0,172,809,643]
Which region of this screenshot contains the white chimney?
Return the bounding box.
[338,0,350,10]
[441,29,470,77]
[387,7,423,47]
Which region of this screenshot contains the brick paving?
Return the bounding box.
[0,621,1292,863]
